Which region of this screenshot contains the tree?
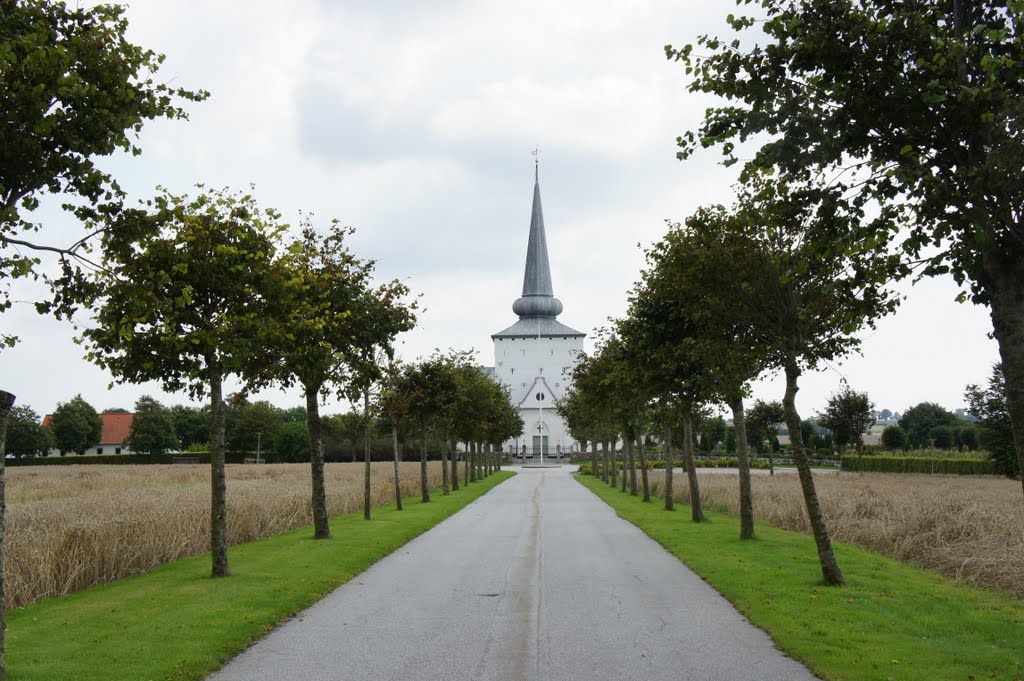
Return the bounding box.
[0,1,207,350]
[671,0,1024,499]
[403,356,458,502]
[49,394,102,455]
[343,284,418,521]
[672,181,899,586]
[377,362,411,511]
[878,409,894,422]
[80,186,285,578]
[931,425,956,450]
[271,421,309,463]
[170,405,211,450]
[899,403,960,449]
[125,396,178,456]
[817,386,875,471]
[4,406,51,458]
[966,364,1018,478]
[267,222,382,538]
[747,399,784,473]
[225,399,282,456]
[881,425,910,452]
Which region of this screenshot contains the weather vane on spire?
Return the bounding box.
[531,145,541,180]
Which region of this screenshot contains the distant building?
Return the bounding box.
[41,412,134,456]
[488,166,586,458]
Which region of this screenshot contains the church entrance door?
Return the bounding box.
[532,435,549,457]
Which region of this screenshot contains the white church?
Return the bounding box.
[486,167,586,459]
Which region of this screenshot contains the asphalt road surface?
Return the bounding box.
[207,466,818,681]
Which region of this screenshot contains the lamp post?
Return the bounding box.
[255,431,262,465]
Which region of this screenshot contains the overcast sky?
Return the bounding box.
[0,0,1000,419]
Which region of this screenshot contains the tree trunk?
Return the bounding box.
[783,359,844,585]
[730,396,755,540]
[363,389,371,521]
[982,241,1024,499]
[682,412,704,522]
[608,439,617,487]
[450,440,459,490]
[470,441,478,483]
[601,440,609,483]
[636,433,650,502]
[627,435,638,496]
[663,424,674,511]
[392,423,403,511]
[306,386,330,538]
[209,367,230,577]
[463,442,469,483]
[441,430,450,494]
[0,391,15,677]
[591,441,599,477]
[420,424,429,503]
[440,434,450,496]
[620,440,627,492]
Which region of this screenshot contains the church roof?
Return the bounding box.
[492,317,585,339]
[495,164,585,339]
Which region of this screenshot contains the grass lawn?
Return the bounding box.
[577,474,1024,681]
[6,472,514,681]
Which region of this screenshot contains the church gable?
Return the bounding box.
[517,376,559,409]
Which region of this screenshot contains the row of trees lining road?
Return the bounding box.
[382,352,524,509]
[74,187,418,572]
[565,176,899,584]
[669,0,1024,500]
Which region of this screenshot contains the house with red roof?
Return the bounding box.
[41,412,135,456]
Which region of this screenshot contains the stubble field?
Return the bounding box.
[5,462,444,608]
[644,470,1024,599]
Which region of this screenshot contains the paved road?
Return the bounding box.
[207,467,817,681]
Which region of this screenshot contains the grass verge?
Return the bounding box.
[577,474,1024,681]
[7,472,514,681]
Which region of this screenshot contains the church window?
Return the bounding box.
[521,382,527,388]
[510,368,514,374]
[535,392,546,401]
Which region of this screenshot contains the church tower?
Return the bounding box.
[492,165,586,458]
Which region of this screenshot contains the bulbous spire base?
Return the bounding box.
[513,294,563,318]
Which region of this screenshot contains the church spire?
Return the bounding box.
[512,165,564,319]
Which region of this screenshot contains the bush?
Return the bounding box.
[839,455,995,475]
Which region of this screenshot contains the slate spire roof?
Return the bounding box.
[493,166,584,340]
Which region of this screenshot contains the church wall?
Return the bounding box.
[493,335,584,455]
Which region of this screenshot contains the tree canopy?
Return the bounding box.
[1,1,206,347]
[49,394,101,455]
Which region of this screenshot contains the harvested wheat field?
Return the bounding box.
[646,470,1024,599]
[5,462,444,608]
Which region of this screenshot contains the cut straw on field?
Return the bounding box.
[5,462,444,608]
[643,470,1024,599]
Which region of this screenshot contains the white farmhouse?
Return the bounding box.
[490,168,586,459]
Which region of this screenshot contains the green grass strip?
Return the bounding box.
[577,474,1024,681]
[7,472,515,681]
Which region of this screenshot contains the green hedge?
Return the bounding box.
[839,455,996,475]
[577,457,777,475]
[6,452,247,466]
